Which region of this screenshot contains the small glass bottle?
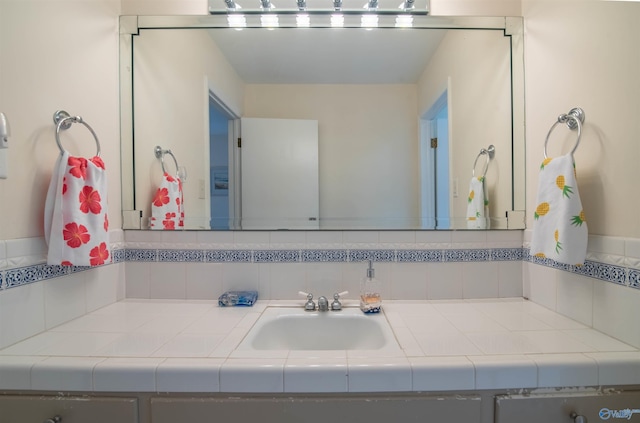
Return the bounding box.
[360,260,381,313]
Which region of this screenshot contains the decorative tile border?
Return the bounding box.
[525,249,635,289]
[2,245,640,292]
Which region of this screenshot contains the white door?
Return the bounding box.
[240,117,319,229]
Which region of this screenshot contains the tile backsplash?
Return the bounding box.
[2,229,640,349]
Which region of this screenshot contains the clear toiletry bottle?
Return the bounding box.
[360,260,382,313]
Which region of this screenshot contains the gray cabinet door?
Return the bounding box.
[151,394,482,423]
[496,391,640,423]
[0,395,138,423]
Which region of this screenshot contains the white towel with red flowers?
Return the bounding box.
[44,151,110,266]
[150,172,184,230]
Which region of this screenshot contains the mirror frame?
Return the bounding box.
[119,14,525,230]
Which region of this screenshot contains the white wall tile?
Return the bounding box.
[555,271,593,327]
[269,231,307,244]
[44,272,86,329]
[588,235,625,256]
[196,230,235,245]
[233,231,270,245]
[124,230,162,243]
[0,282,45,349]
[85,263,123,312]
[498,261,523,298]
[524,261,557,309]
[149,262,187,299]
[462,262,499,298]
[306,263,343,299]
[343,231,379,244]
[379,231,416,244]
[125,262,150,298]
[160,231,198,244]
[427,262,463,300]
[305,231,343,245]
[185,263,224,300]
[593,280,640,349]
[415,230,451,245]
[390,263,427,300]
[222,263,260,294]
[266,263,306,300]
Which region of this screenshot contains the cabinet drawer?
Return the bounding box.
[0,395,138,423]
[151,394,482,423]
[496,391,640,423]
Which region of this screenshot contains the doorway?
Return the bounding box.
[420,89,450,229]
[208,92,237,229]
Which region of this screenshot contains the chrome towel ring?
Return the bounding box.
[53,110,101,156]
[472,145,495,178]
[154,145,180,176]
[543,107,585,159]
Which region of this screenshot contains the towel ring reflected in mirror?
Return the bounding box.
[53,110,101,156]
[472,145,495,179]
[154,145,180,177]
[543,107,585,159]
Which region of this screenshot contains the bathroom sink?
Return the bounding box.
[237,307,400,351]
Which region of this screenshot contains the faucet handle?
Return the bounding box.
[299,291,316,311]
[331,291,349,311]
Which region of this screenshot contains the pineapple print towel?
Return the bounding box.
[150,172,184,230]
[467,176,489,229]
[530,154,587,265]
[44,151,110,267]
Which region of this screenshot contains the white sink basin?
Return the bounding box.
[237,307,400,351]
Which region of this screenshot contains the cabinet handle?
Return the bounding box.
[570,412,587,423]
[43,416,62,423]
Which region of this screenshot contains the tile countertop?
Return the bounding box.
[0,298,639,394]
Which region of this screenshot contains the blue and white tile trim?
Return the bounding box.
[2,243,640,291]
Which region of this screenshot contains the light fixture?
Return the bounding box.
[399,0,414,11]
[296,13,310,26]
[333,0,342,10]
[227,13,247,28]
[224,0,239,9]
[296,0,306,10]
[363,0,378,11]
[395,14,413,27]
[260,13,279,27]
[330,13,344,27]
[361,14,378,28]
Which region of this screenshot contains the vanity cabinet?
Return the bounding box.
[0,395,138,423]
[150,394,483,423]
[495,391,640,423]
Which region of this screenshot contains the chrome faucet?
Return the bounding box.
[299,291,316,311]
[317,296,329,311]
[331,291,349,311]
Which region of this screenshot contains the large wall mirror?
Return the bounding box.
[120,14,524,231]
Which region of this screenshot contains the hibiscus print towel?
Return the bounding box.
[150,172,184,230]
[44,151,110,266]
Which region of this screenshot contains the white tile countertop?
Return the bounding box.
[1,298,639,393]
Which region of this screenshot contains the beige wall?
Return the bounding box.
[1,0,639,243]
[244,84,419,227]
[522,0,640,237]
[0,0,122,241]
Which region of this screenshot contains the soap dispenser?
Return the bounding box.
[360,260,382,313]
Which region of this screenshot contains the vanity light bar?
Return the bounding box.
[219,0,429,14]
[223,12,421,27]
